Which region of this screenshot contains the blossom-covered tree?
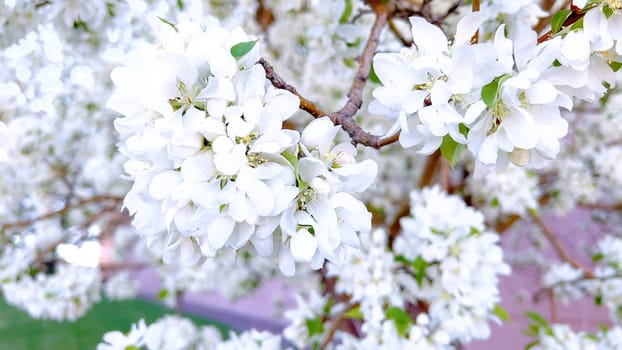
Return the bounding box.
[2,0,622,348]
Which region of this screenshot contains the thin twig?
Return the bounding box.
[328,3,392,147]
[471,0,480,43]
[258,58,327,118]
[259,3,400,149]
[388,19,412,46]
[1,195,123,230]
[388,151,441,247]
[530,212,594,278]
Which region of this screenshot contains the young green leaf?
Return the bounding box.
[385,307,412,337]
[157,16,178,32]
[343,306,364,320]
[440,134,464,168]
[230,40,258,58]
[339,0,353,24]
[411,255,428,287]
[492,304,511,321]
[551,9,571,34]
[305,317,325,337]
[525,311,548,328]
[481,78,500,109]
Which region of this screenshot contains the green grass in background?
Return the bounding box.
[0,298,230,350]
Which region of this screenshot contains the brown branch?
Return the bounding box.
[529,211,594,278]
[318,303,360,350]
[537,4,584,44]
[258,58,327,119]
[388,19,412,46]
[388,151,441,247]
[579,202,622,211]
[439,158,450,192]
[328,2,393,147]
[471,0,480,43]
[100,262,149,271]
[548,289,559,323]
[495,214,521,234]
[259,3,401,149]
[1,195,123,230]
[534,0,564,33]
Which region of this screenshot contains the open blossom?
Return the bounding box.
[277,117,378,276]
[110,19,376,276]
[466,24,570,168]
[369,12,501,154]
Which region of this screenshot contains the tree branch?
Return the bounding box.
[388,19,412,46]
[328,2,392,147]
[258,58,327,119]
[260,3,401,149]
[529,211,594,278]
[1,195,123,230]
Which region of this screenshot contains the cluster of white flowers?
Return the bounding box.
[467,164,540,220]
[370,0,622,170]
[543,235,622,326]
[110,18,377,276]
[2,264,101,321]
[394,186,511,344]
[98,315,285,350]
[529,324,622,350]
[103,271,140,300]
[282,187,510,349]
[541,262,586,303]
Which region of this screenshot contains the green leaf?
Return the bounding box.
[158,289,169,301]
[492,304,511,321]
[305,317,325,337]
[157,16,178,32]
[551,9,571,34]
[323,298,336,315]
[440,134,464,168]
[369,61,381,84]
[343,306,364,320]
[481,78,500,109]
[490,197,500,207]
[339,0,353,24]
[609,61,622,72]
[523,324,540,337]
[385,307,412,337]
[230,40,258,58]
[125,346,141,350]
[525,340,539,350]
[282,151,307,189]
[595,295,603,305]
[569,17,584,31]
[525,311,548,328]
[592,252,604,262]
[604,5,615,18]
[411,255,428,287]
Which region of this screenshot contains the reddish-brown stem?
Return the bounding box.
[471,0,480,43]
[388,19,412,46]
[100,262,149,271]
[530,212,594,278]
[549,289,559,323]
[388,151,441,247]
[1,195,123,230]
[260,3,400,149]
[328,3,391,147]
[537,5,584,44]
[258,58,327,119]
[579,202,622,211]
